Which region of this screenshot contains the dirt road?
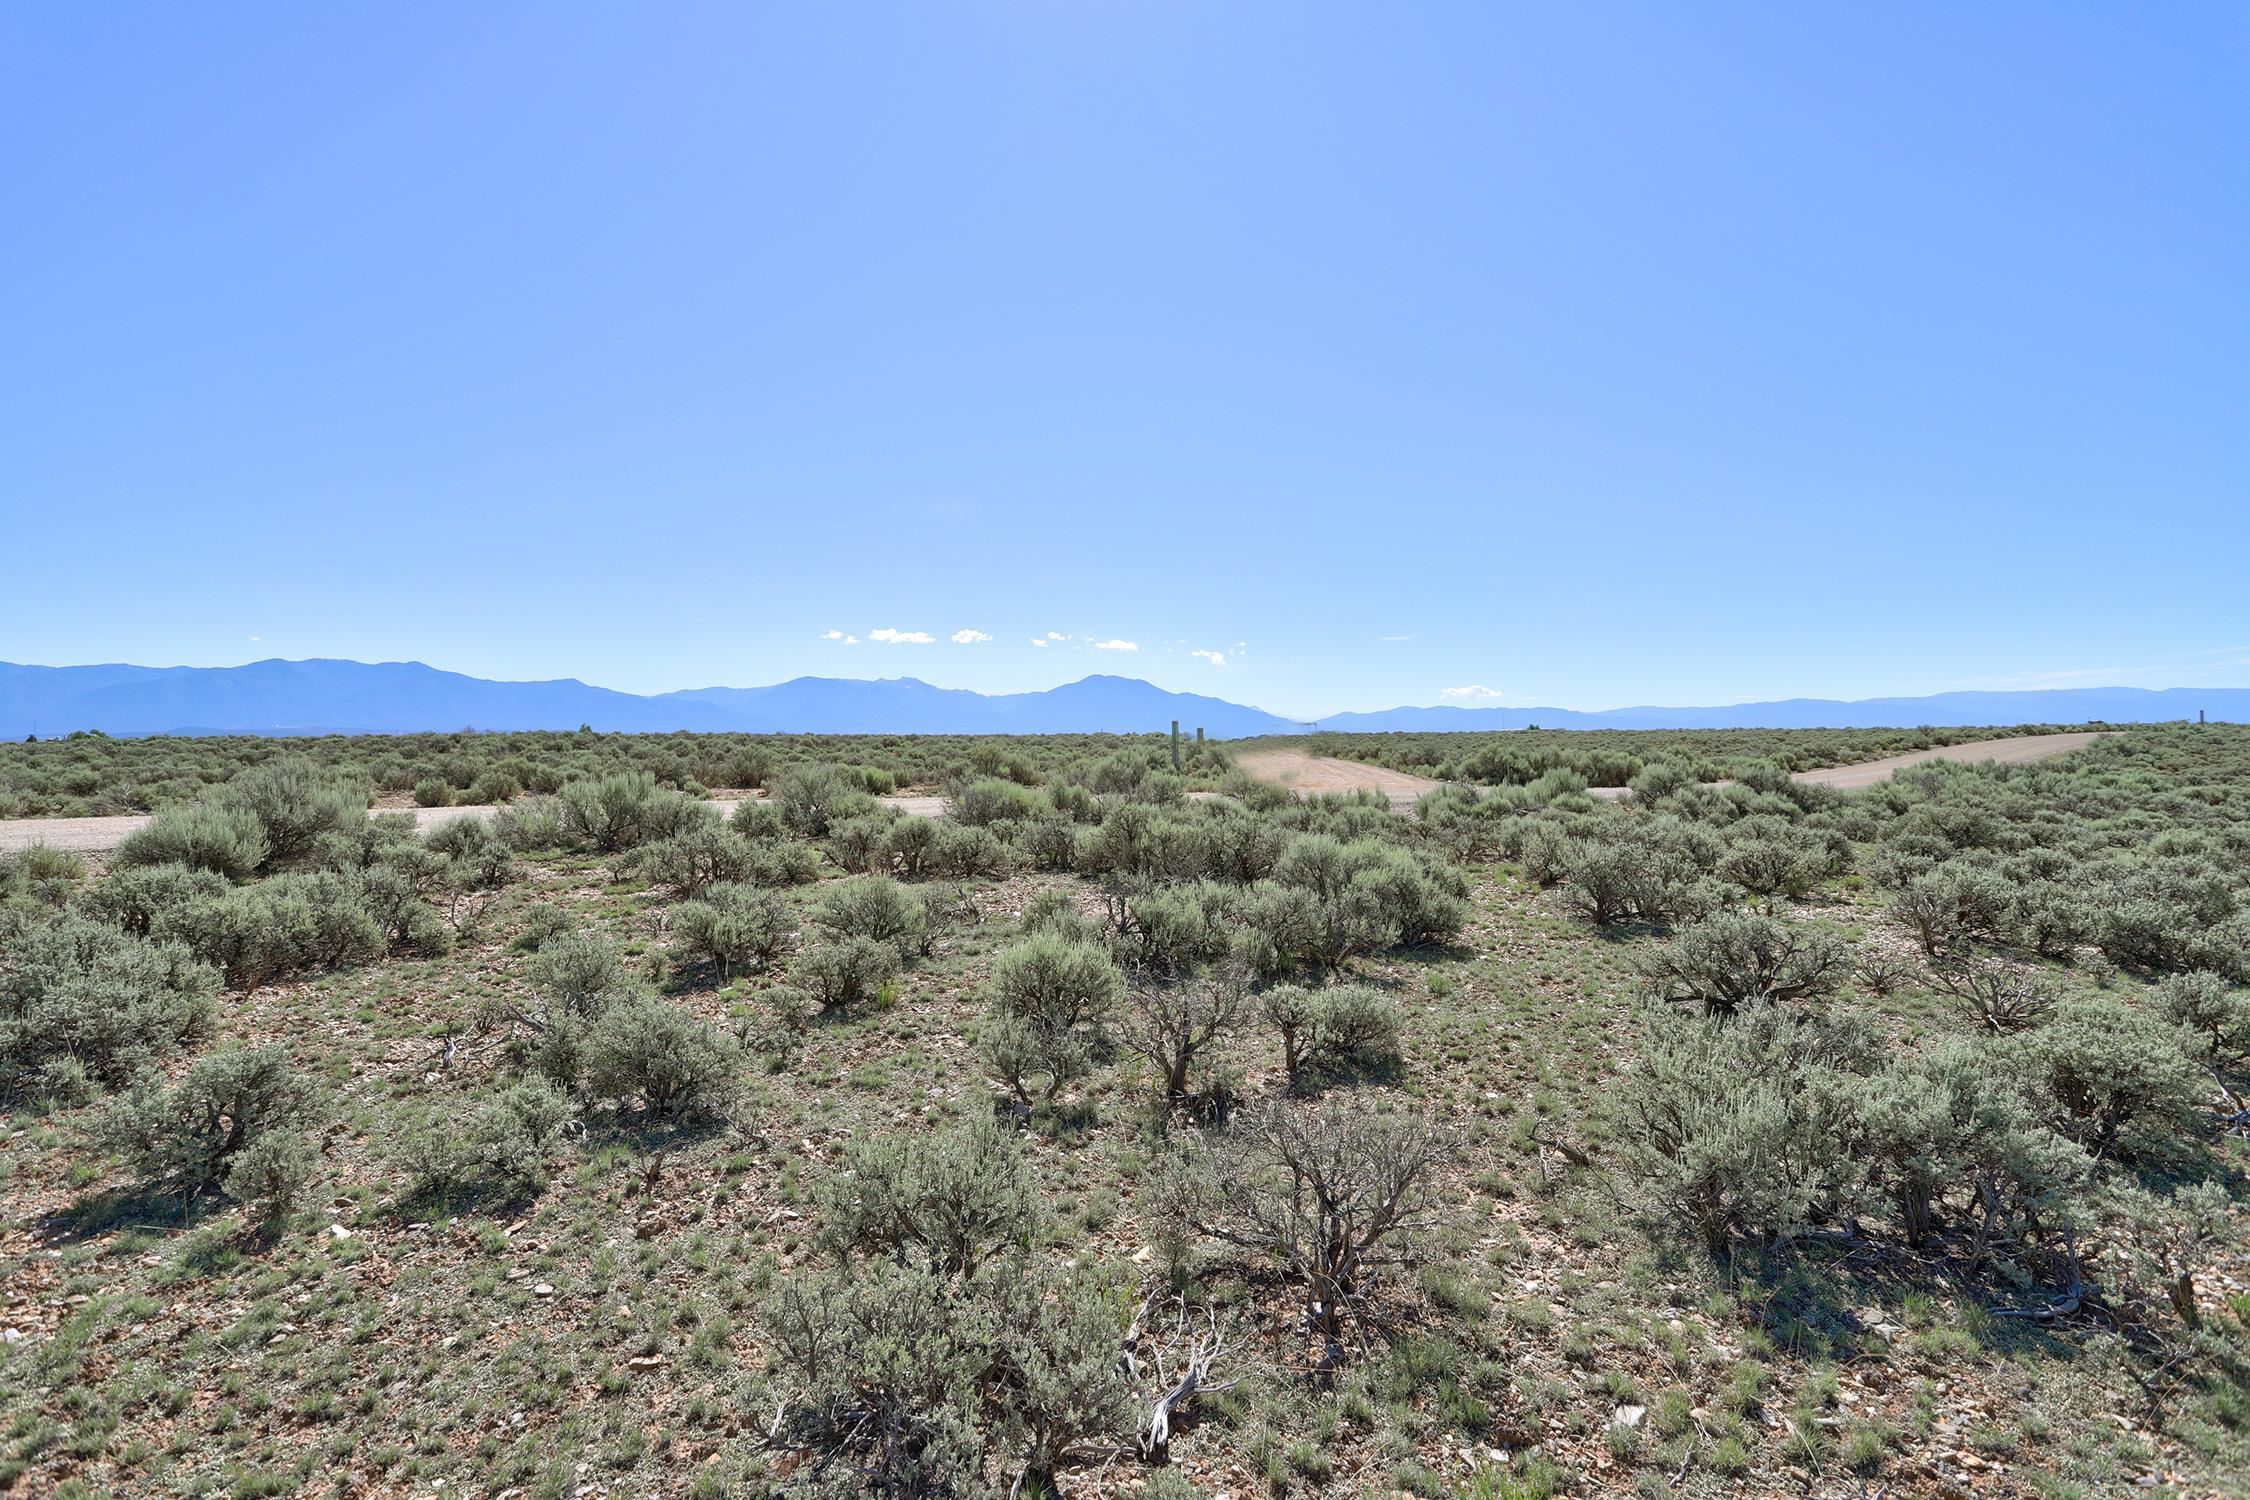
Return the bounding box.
[0,795,952,857]
[1787,731,2106,789]
[1579,731,2106,801]
[1226,749,1442,811]
[1229,735,2106,809]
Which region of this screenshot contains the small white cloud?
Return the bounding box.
[1091,639,1138,652]
[1189,649,1226,667]
[868,628,935,645]
[820,629,845,641]
[1440,684,1503,702]
[950,629,992,645]
[1029,637,1048,648]
[248,634,262,642]
[1378,633,1415,643]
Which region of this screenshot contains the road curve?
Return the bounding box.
[1584,730,2107,801]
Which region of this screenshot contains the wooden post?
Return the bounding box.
[1171,720,1181,771]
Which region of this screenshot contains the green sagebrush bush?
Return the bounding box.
[216,755,369,864]
[582,993,742,1120]
[794,936,900,1014]
[927,820,1010,879]
[509,930,632,1089]
[817,1113,1040,1279]
[2005,997,2206,1159]
[770,1117,1131,1498]
[469,769,522,804]
[2154,970,2250,1075]
[2094,864,2248,978]
[0,912,218,1096]
[1891,863,2015,956]
[1716,815,1841,898]
[1554,824,1718,929]
[1623,1002,1877,1255]
[529,929,624,1007]
[412,778,453,807]
[1847,1036,2088,1249]
[114,755,368,876]
[0,842,84,908]
[978,933,1120,1105]
[986,933,1121,1035]
[1259,982,1403,1082]
[513,903,575,952]
[1639,911,1845,1017]
[727,798,788,842]
[490,795,569,852]
[772,764,878,838]
[101,1045,324,1194]
[220,1129,320,1230]
[77,861,229,937]
[881,813,940,876]
[557,771,710,853]
[1018,887,1102,945]
[635,823,756,897]
[398,1077,577,1205]
[814,874,928,953]
[114,801,270,880]
[672,882,794,976]
[423,814,514,887]
[154,870,388,990]
[1268,834,1468,968]
[823,812,898,875]
[951,777,1050,827]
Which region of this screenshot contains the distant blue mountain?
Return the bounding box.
[0,659,2241,739]
[1315,687,2250,732]
[0,659,746,737]
[0,660,1298,737]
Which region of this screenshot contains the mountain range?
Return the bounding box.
[0,659,2243,739]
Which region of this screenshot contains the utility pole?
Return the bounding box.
[1170,719,1181,771]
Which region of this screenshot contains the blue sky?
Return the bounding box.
[3,4,2245,720]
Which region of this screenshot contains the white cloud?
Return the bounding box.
[1378,633,1415,643]
[1029,637,1048,648]
[820,629,845,641]
[950,629,992,644]
[1045,631,1069,642]
[868,628,935,644]
[1189,649,1226,667]
[1441,684,1503,702]
[1091,639,1138,652]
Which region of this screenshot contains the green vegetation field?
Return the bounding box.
[2,726,2246,1499]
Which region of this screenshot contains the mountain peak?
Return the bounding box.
[1,660,2242,739]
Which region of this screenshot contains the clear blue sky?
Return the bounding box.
[4,4,2245,720]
